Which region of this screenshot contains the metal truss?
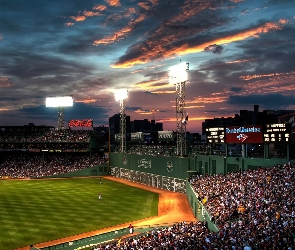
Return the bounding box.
[119,99,127,153]
[57,107,65,130]
[176,81,187,156]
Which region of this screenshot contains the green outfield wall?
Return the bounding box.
[109,152,291,178]
[190,154,290,175]
[185,181,218,233]
[109,152,190,179]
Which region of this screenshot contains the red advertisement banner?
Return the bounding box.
[68,119,93,127]
[225,126,263,144]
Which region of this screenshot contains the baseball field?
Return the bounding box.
[0,177,159,250]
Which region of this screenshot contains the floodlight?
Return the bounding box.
[46,96,73,107]
[169,62,189,85]
[114,89,128,101]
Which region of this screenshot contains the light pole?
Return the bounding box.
[114,89,128,153]
[169,62,189,156]
[46,96,73,130]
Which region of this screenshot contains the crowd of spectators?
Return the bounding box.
[0,142,90,151]
[0,153,107,178]
[91,164,294,249]
[190,164,295,249]
[0,129,91,143]
[127,145,176,156]
[0,128,97,153]
[115,144,209,157]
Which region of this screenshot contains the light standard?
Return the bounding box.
[45,96,73,130]
[114,89,128,153]
[169,62,189,156]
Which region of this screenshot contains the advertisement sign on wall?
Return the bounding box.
[130,132,143,142]
[158,131,174,142]
[68,119,93,128]
[225,126,263,143]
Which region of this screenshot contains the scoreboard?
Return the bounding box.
[205,127,225,143]
[263,123,291,143]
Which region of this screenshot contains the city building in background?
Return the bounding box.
[109,114,131,145]
[202,105,295,158]
[202,105,295,134]
[131,119,163,133]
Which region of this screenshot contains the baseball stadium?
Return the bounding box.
[1,115,295,250]
[2,1,295,249]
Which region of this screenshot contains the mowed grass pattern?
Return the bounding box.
[0,178,159,250]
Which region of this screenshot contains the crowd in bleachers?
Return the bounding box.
[0,153,107,178]
[127,145,176,156]
[91,163,294,249]
[0,142,90,151]
[0,129,91,142]
[116,144,209,157]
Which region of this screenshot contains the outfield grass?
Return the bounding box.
[0,178,159,250]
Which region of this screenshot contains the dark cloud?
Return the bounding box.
[126,106,142,111]
[204,109,240,115]
[228,94,295,108]
[204,44,224,54]
[230,87,243,92]
[20,102,109,125]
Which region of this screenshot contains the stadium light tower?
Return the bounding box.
[46,96,73,130]
[114,89,128,153]
[169,62,189,157]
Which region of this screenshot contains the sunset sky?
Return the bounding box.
[1,0,295,133]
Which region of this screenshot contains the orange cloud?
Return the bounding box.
[180,21,285,55]
[138,2,151,10]
[93,5,107,11]
[83,11,103,17]
[75,99,97,103]
[240,72,284,81]
[113,20,286,68]
[226,58,257,64]
[105,0,121,7]
[64,22,74,27]
[70,15,86,22]
[149,0,159,5]
[188,96,228,104]
[94,13,146,45]
[135,79,170,91]
[128,7,137,14]
[237,71,295,95]
[151,90,175,94]
[0,77,11,88]
[94,27,132,45]
[185,105,205,109]
[168,1,211,24]
[279,19,288,25]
